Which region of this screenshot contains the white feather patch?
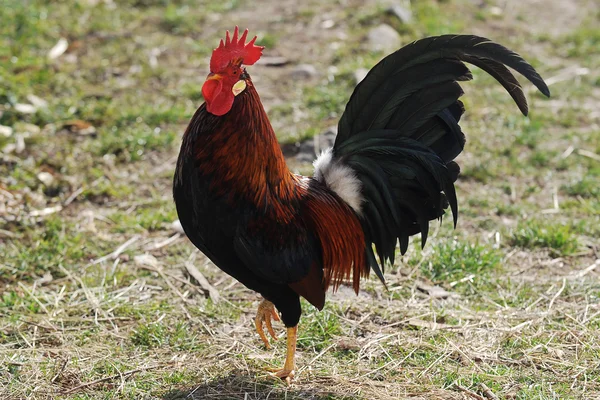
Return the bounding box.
[313,148,363,213]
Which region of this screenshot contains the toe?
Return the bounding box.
[265,315,278,340]
[255,300,282,350]
[255,315,271,349]
[271,308,281,322]
[271,369,295,385]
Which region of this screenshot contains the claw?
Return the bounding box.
[271,308,281,322]
[254,299,280,349]
[270,368,295,385]
[264,312,277,340]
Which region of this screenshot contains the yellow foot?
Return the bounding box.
[269,367,295,385]
[266,326,297,385]
[254,299,281,349]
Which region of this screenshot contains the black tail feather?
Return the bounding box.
[337,34,549,146]
[330,34,549,285]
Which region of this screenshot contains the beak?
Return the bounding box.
[206,73,222,81]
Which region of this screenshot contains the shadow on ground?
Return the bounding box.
[162,372,347,400]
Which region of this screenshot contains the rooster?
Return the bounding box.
[173,27,549,382]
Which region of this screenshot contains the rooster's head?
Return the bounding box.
[202,27,264,116]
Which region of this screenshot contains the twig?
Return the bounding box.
[547,278,566,312]
[308,343,336,365]
[577,149,600,162]
[30,322,42,348]
[455,384,486,400]
[525,296,545,311]
[138,264,190,304]
[448,274,475,287]
[364,357,399,377]
[60,365,161,395]
[17,282,50,315]
[0,228,16,238]
[480,382,499,400]
[184,261,220,303]
[544,66,589,86]
[358,333,398,359]
[381,311,432,330]
[418,349,451,378]
[561,145,575,159]
[179,303,192,320]
[144,233,181,251]
[18,331,33,348]
[29,205,62,217]
[18,318,58,332]
[447,339,485,373]
[92,235,140,265]
[63,187,84,206]
[573,260,599,278]
[51,358,69,383]
[509,320,534,332]
[59,265,102,322]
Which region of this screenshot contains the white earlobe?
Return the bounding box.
[232,80,247,96]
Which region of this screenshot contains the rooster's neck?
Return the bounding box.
[185,81,298,214]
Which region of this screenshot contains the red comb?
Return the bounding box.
[210,27,264,73]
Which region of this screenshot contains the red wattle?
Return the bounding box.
[202,79,234,116]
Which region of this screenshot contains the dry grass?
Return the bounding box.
[4,252,600,399]
[1,0,600,399]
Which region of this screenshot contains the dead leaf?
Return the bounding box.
[29,205,62,217]
[37,172,55,186]
[406,318,460,330]
[14,104,37,114]
[62,120,97,136]
[134,254,160,268]
[336,337,361,351]
[48,38,69,60]
[26,94,48,109]
[35,272,53,286]
[0,125,13,137]
[184,261,220,303]
[15,135,25,153]
[416,282,457,299]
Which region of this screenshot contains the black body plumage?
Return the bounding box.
[173,101,306,327]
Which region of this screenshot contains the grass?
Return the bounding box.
[509,220,580,255]
[1,0,600,399]
[421,240,502,283]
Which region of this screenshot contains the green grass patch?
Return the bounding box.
[421,240,502,284]
[108,202,177,233]
[509,220,579,255]
[561,176,600,199]
[297,302,342,351]
[0,216,105,283]
[561,25,600,58]
[94,125,177,161]
[131,321,203,351]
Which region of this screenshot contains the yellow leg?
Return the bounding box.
[270,326,297,384]
[254,299,280,349]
